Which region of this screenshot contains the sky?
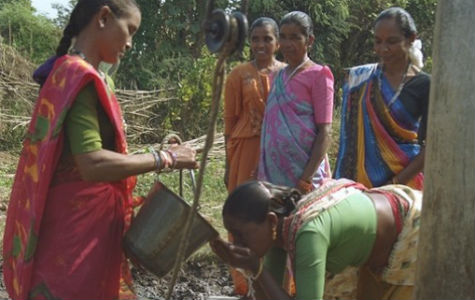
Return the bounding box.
[31,0,69,19]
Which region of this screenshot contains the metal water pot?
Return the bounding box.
[124,172,218,277]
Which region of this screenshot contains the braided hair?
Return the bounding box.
[33,0,139,85]
[223,181,302,223]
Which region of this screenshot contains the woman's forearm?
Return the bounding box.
[300,123,332,181]
[254,269,292,300]
[74,149,156,182]
[392,147,425,184]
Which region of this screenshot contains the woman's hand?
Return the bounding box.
[167,144,199,169]
[297,178,313,194]
[210,237,260,275]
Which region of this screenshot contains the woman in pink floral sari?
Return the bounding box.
[258,11,334,194]
[2,1,197,299]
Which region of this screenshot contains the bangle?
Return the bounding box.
[167,150,177,168]
[392,177,399,184]
[148,146,162,171]
[160,150,173,169]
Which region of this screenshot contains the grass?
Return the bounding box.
[134,156,228,235]
[0,152,16,202]
[0,152,18,249]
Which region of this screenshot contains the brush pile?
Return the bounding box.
[0,42,220,151]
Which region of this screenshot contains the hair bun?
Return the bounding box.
[33,56,58,86]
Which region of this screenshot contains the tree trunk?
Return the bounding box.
[414,1,475,299]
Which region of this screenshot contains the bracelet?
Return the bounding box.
[160,150,173,169]
[148,146,162,171]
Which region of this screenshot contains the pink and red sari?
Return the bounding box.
[2,55,138,299]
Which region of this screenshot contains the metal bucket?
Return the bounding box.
[124,175,218,277]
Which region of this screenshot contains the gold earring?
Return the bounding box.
[272,226,277,241]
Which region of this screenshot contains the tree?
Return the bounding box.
[0,1,60,64]
[115,0,228,90]
[52,0,77,28]
[0,0,30,8]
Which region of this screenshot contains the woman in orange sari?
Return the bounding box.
[2,1,197,299]
[224,17,285,193]
[224,17,285,297]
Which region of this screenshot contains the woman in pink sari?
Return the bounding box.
[2,1,197,299]
[258,11,334,194]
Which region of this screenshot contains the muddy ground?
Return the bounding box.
[0,256,235,300]
[131,260,235,300]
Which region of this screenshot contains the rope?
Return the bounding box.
[158,133,184,197]
[164,15,239,300]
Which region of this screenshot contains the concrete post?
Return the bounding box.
[414,0,475,299]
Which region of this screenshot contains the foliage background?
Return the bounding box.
[0,0,438,142]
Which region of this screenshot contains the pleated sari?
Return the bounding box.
[335,64,424,189]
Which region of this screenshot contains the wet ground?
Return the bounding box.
[0,259,234,300]
[132,260,235,300]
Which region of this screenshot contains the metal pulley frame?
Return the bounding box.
[165,3,249,300]
[204,9,248,55]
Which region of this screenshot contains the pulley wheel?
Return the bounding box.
[204,9,230,53]
[230,11,248,55]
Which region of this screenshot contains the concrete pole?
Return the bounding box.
[414,0,475,299]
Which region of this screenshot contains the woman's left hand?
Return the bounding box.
[167,144,199,169]
[210,237,260,274]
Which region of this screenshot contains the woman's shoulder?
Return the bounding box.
[302,63,334,80]
[52,55,104,86]
[413,70,431,83]
[229,61,254,74]
[346,63,379,76]
[406,70,431,90]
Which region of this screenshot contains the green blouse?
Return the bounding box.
[265,192,377,300]
[63,76,116,155]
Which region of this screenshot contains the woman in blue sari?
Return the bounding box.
[334,7,429,189]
